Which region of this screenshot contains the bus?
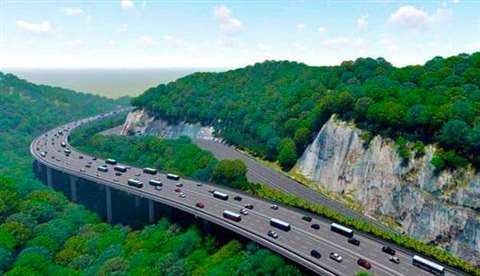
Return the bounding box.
[270,218,291,231]
[223,210,241,222]
[114,165,127,172]
[166,173,180,180]
[149,179,163,186]
[412,255,445,275]
[105,158,117,165]
[330,223,354,238]
[143,167,157,175]
[128,179,143,188]
[213,191,229,200]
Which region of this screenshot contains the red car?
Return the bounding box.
[196,202,205,209]
[175,188,181,193]
[357,258,371,269]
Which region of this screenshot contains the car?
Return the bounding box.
[115,172,122,176]
[389,256,400,264]
[268,230,278,239]
[348,237,360,246]
[40,152,47,157]
[310,249,321,259]
[311,223,320,230]
[80,168,86,173]
[135,173,141,177]
[357,258,371,269]
[176,183,183,187]
[85,164,91,168]
[154,186,162,191]
[382,245,396,255]
[179,193,186,198]
[234,196,242,201]
[240,209,249,215]
[92,157,97,160]
[196,202,205,208]
[113,178,119,182]
[271,204,279,210]
[302,216,312,222]
[97,165,108,172]
[79,155,84,159]
[175,188,181,193]
[245,204,254,210]
[329,252,342,262]
[196,183,203,187]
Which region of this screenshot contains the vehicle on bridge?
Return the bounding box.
[412,255,445,275]
[270,218,291,231]
[330,223,354,238]
[148,179,163,186]
[166,173,180,180]
[105,158,117,165]
[97,165,108,172]
[213,191,229,200]
[223,210,241,222]
[114,165,127,172]
[143,167,157,175]
[128,179,143,188]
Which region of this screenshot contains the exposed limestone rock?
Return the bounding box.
[120,109,215,140]
[296,115,480,264]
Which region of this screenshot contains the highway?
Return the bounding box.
[31,111,462,276]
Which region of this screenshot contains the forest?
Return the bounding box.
[132,52,480,170]
[71,116,478,275]
[0,72,300,275]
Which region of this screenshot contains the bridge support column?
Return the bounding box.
[148,199,155,223]
[105,186,113,224]
[135,196,140,208]
[35,161,42,174]
[46,167,53,188]
[69,175,78,202]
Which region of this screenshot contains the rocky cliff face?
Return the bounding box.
[120,109,215,140]
[296,116,480,264]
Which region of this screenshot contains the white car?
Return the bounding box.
[329,252,343,262]
[240,209,249,215]
[389,256,400,264]
[179,193,186,198]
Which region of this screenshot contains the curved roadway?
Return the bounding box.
[31,111,462,276]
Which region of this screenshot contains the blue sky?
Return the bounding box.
[1,0,479,68]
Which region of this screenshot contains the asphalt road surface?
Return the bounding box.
[31,111,462,276]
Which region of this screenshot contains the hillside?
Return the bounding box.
[0,72,127,193]
[132,53,480,171]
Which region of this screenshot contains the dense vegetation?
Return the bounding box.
[70,118,251,190]
[0,176,301,275]
[0,72,301,275]
[0,72,127,194]
[132,52,480,170]
[73,118,479,275]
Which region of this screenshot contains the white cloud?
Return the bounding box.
[296,23,305,32]
[65,39,83,47]
[357,15,368,31]
[388,5,451,29]
[257,43,270,51]
[162,35,183,47]
[213,5,243,35]
[16,20,55,35]
[379,38,397,51]
[121,0,134,10]
[139,35,156,46]
[318,26,326,33]
[108,39,117,46]
[61,7,84,16]
[117,24,128,33]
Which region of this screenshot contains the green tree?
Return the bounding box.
[277,139,297,169]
